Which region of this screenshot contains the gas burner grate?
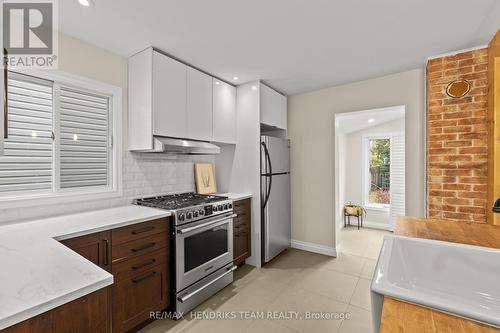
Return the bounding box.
[134,192,228,210]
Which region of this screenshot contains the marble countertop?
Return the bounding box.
[217,193,253,201]
[0,205,171,330]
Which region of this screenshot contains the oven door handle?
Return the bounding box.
[177,214,236,235]
[177,265,237,303]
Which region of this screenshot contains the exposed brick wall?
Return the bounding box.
[427,48,489,223]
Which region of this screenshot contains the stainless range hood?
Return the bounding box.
[148,136,220,154]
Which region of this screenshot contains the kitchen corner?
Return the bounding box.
[0,205,170,330]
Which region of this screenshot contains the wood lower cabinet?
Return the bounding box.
[112,263,168,333]
[59,217,171,333]
[111,219,170,333]
[233,198,252,265]
[2,288,109,333]
[60,231,112,272]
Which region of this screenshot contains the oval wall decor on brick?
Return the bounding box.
[446,79,471,98]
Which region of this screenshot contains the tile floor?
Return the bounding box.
[139,227,392,333]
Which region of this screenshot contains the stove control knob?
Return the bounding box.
[228,203,233,209]
[193,211,199,218]
[223,204,228,210]
[199,209,205,216]
[178,213,185,222]
[186,212,193,219]
[213,205,218,212]
[218,205,223,211]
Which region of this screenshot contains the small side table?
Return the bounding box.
[344,208,363,230]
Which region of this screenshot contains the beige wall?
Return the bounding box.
[58,33,127,88]
[288,69,425,249]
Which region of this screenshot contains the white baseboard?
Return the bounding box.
[361,221,394,231]
[291,239,337,257]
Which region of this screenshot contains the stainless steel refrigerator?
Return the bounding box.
[261,135,291,264]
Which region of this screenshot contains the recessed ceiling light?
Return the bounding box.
[251,86,257,91]
[368,118,375,123]
[233,76,239,81]
[78,0,94,7]
[215,81,220,85]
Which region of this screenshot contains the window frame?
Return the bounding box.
[362,134,391,211]
[0,69,122,209]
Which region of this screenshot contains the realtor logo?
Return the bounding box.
[1,0,58,68]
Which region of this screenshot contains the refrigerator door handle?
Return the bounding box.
[261,142,273,209]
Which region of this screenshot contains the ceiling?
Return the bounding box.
[336,106,405,134]
[59,0,500,95]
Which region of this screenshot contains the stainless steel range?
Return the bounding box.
[134,193,236,314]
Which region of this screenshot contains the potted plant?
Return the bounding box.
[345,202,367,217]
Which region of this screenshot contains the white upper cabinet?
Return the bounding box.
[260,83,287,130]
[152,51,187,139]
[128,48,188,151]
[212,79,236,144]
[128,48,237,151]
[187,67,213,141]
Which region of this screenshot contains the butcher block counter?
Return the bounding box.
[379,216,500,333]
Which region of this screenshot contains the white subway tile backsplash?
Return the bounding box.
[0,150,215,224]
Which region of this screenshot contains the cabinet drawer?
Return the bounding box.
[233,222,249,234]
[233,212,250,225]
[234,229,251,266]
[233,198,251,211]
[112,232,168,262]
[112,248,168,281]
[112,264,169,333]
[112,218,169,246]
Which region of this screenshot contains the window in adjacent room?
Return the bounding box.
[364,136,391,208]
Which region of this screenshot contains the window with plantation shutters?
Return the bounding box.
[0,73,54,194]
[0,71,115,198]
[59,87,110,189]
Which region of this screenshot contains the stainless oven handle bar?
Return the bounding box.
[177,265,237,303]
[178,214,237,235]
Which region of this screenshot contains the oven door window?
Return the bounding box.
[184,223,229,272]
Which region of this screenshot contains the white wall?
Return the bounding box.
[0,34,214,225]
[288,69,425,250]
[335,131,347,248]
[343,118,405,228]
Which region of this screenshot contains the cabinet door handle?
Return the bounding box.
[103,239,110,266]
[132,259,156,270]
[131,226,155,235]
[131,242,156,253]
[132,271,156,283]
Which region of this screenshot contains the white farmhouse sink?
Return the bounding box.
[371,235,500,333]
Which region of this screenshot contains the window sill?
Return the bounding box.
[0,188,123,210]
[364,205,390,212]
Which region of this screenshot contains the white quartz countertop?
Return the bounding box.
[0,205,171,330]
[217,193,253,201]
